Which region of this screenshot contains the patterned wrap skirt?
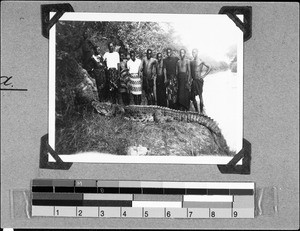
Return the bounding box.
[119,69,130,93]
[129,73,142,95]
[107,68,119,92]
[166,74,178,103]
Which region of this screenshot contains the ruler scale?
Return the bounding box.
[31,180,255,218]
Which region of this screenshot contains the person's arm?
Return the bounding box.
[139,59,144,78]
[138,60,143,78]
[187,60,191,85]
[103,53,108,69]
[202,62,211,78]
[152,59,157,78]
[163,60,167,84]
[116,53,120,74]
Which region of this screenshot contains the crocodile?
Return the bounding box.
[91,101,232,155]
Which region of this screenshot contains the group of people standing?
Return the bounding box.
[80,32,211,114]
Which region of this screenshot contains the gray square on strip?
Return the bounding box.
[75,180,97,187]
[119,181,141,187]
[233,196,254,208]
[52,180,74,187]
[97,181,119,187]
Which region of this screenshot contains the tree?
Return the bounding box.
[56,21,187,61]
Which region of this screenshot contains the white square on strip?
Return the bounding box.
[132,201,182,208]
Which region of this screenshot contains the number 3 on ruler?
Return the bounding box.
[100,210,105,217]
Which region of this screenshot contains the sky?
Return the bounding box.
[162,15,242,62]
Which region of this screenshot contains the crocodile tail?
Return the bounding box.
[197,115,231,155]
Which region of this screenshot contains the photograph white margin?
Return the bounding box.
[48,12,244,165]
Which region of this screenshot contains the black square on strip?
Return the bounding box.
[32,186,53,193]
[32,200,83,206]
[186,189,207,195]
[207,189,229,195]
[75,187,97,193]
[119,187,142,194]
[142,188,164,194]
[230,189,254,195]
[82,200,132,207]
[164,188,186,194]
[54,187,74,193]
[98,187,119,194]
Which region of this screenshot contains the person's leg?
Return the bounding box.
[195,95,201,114]
[193,99,198,112]
[123,93,129,105]
[200,94,204,114]
[133,94,139,105]
[149,93,155,105]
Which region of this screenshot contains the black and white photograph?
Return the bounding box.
[49,12,243,164]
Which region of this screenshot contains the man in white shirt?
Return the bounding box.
[103,42,120,103]
[127,50,142,105]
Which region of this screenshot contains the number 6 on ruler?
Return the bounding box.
[166,210,171,218]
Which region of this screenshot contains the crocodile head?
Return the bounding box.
[91,101,124,116]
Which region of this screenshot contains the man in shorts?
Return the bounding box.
[141,49,157,105]
[190,48,211,114]
[176,49,191,111]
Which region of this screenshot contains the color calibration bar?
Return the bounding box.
[31,180,255,218]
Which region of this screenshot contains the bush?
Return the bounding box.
[56,52,98,123]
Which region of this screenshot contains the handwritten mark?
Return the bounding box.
[0,76,27,91]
